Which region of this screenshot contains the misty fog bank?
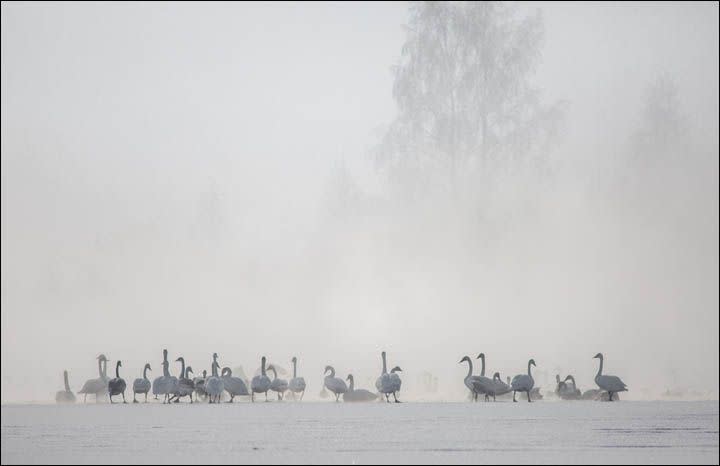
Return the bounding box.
[1,2,718,402]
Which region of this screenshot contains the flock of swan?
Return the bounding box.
[54,350,627,404]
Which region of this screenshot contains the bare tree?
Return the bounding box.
[377,1,563,198]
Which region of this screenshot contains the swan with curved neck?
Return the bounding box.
[132,364,152,403]
[593,353,627,401]
[511,358,536,402]
[475,353,495,401]
[288,356,307,401]
[344,374,377,402]
[324,365,347,402]
[108,360,127,403]
[460,356,484,402]
[250,356,272,402]
[268,364,289,401]
[375,351,396,403]
[170,357,194,403]
[78,354,109,403]
[55,370,76,403]
[221,367,249,402]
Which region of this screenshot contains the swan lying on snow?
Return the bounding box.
[343,374,377,402]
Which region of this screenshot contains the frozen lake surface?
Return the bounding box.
[2,401,718,464]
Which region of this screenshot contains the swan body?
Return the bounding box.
[511,359,536,402]
[288,357,306,400]
[389,366,403,402]
[55,371,76,404]
[593,353,627,401]
[556,375,581,400]
[375,352,399,403]
[482,372,512,401]
[474,353,496,401]
[250,356,272,402]
[78,354,109,403]
[108,360,127,403]
[268,365,289,400]
[323,365,347,402]
[459,356,485,402]
[152,349,173,402]
[132,364,152,403]
[343,374,377,402]
[170,357,194,403]
[193,370,208,401]
[221,367,249,402]
[205,353,225,404]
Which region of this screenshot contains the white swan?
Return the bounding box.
[389,366,403,403]
[132,363,152,403]
[375,351,395,403]
[486,372,512,401]
[250,356,272,402]
[78,354,109,403]
[268,364,289,401]
[205,353,225,404]
[193,370,208,402]
[221,367,249,402]
[459,356,485,402]
[108,360,127,404]
[343,374,377,402]
[288,357,306,401]
[511,358,536,402]
[556,374,581,400]
[593,353,627,401]
[323,365,347,402]
[171,357,194,403]
[152,349,169,401]
[475,353,496,401]
[55,370,76,404]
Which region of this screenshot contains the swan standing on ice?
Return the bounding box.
[170,357,194,403]
[250,356,272,402]
[511,359,536,402]
[78,354,109,403]
[389,366,403,402]
[152,349,169,401]
[194,370,208,402]
[55,371,76,403]
[108,360,127,404]
[475,353,496,401]
[459,356,484,401]
[375,351,396,403]
[132,363,152,403]
[486,372,512,401]
[323,366,347,402]
[268,364,289,401]
[343,374,377,402]
[205,353,225,404]
[221,367,249,402]
[593,353,627,401]
[288,357,306,400]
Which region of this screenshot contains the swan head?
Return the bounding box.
[493,372,501,381]
[291,356,297,364]
[97,354,107,362]
[556,374,561,382]
[213,352,218,360]
[202,370,207,377]
[346,374,353,381]
[593,353,603,359]
[221,367,231,377]
[324,365,333,375]
[563,375,573,382]
[391,366,402,373]
[529,359,536,367]
[381,351,386,358]
[117,360,122,368]
[144,363,152,371]
[261,356,266,365]
[459,355,471,364]
[186,366,193,377]
[175,357,184,363]
[476,353,485,360]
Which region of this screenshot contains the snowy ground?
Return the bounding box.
[1,401,717,464]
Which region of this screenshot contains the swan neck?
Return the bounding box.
[465,358,473,379]
[97,358,103,377]
[179,358,186,379]
[596,356,603,378]
[63,371,70,391]
[115,361,121,379]
[143,366,149,380]
[382,353,387,375]
[480,355,485,377]
[527,361,533,377]
[348,376,354,391]
[293,359,297,379]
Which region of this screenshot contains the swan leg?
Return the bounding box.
[393,392,400,403]
[265,392,269,402]
[513,391,517,402]
[133,392,138,403]
[251,393,254,403]
[300,390,304,401]
[145,393,148,403]
[608,391,614,402]
[83,394,87,403]
[528,390,532,402]
[122,392,127,404]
